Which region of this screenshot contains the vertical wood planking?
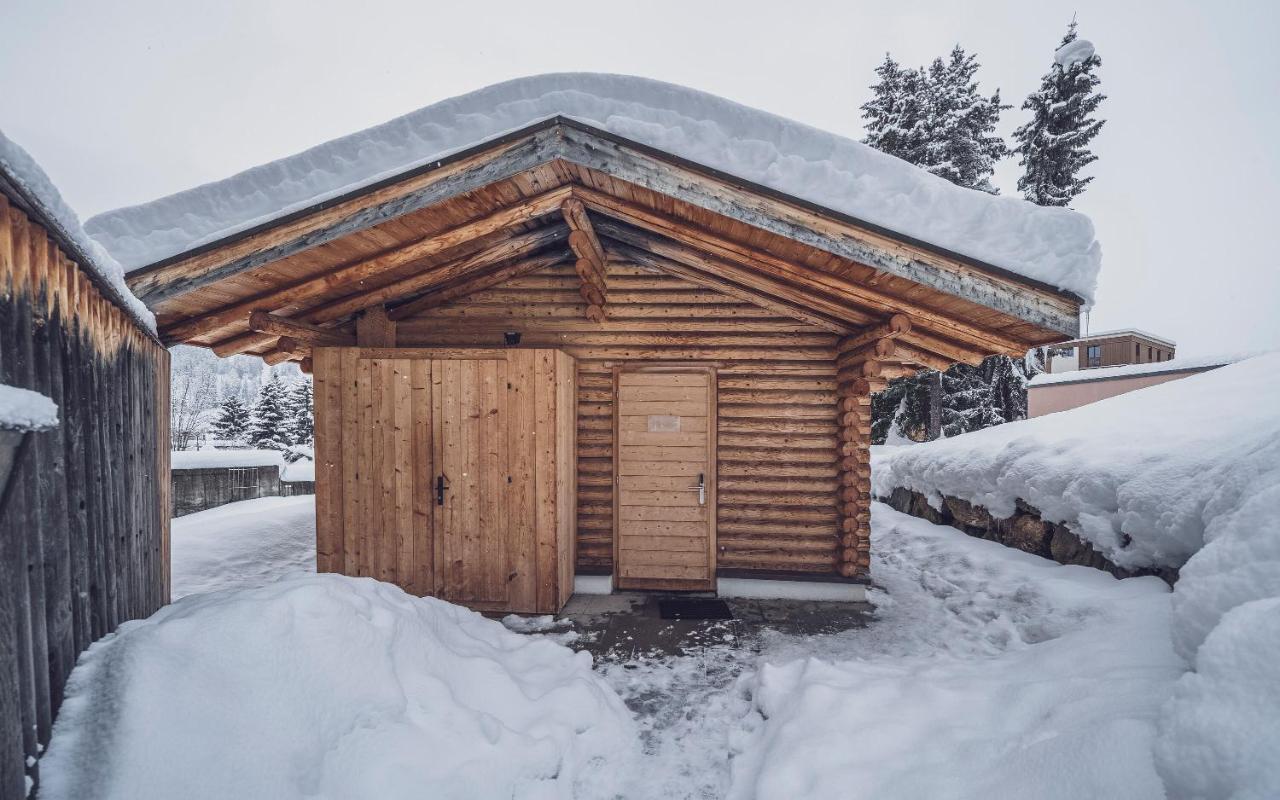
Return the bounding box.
[0,197,168,796]
[409,360,433,594]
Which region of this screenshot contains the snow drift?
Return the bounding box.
[873,352,1280,571]
[0,129,154,330]
[38,574,637,800]
[170,496,316,599]
[85,73,1101,303]
[729,505,1181,800]
[872,353,1280,799]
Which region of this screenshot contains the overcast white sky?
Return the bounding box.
[4,0,1277,356]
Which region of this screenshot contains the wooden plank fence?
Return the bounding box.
[0,194,169,799]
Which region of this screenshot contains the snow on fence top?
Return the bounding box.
[1029,352,1252,386]
[0,130,155,331]
[84,73,1102,303]
[873,352,1280,571]
[170,449,286,470]
[0,384,58,432]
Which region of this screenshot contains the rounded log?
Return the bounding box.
[888,313,912,335]
[838,561,858,578]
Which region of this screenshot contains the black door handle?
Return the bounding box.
[436,474,448,506]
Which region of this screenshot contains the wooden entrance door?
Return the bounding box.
[615,369,716,590]
[432,358,511,608]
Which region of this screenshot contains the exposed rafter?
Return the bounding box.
[604,241,856,335]
[576,186,1032,356]
[246,310,355,347]
[207,234,570,357]
[561,197,608,322]
[159,189,572,344]
[388,252,569,321]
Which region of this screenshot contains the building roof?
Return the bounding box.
[1029,352,1255,387]
[0,129,155,332]
[1054,328,1177,349]
[86,74,1100,304]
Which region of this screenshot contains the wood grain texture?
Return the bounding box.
[312,347,575,613]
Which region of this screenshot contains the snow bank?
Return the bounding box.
[170,447,286,470]
[1055,39,1097,68]
[0,384,58,431]
[171,496,316,599]
[86,73,1101,302]
[39,574,637,800]
[873,352,1280,570]
[729,505,1180,799]
[873,354,1280,799]
[1030,351,1248,386]
[280,457,315,482]
[0,130,154,330]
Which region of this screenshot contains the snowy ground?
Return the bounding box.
[39,496,1195,799]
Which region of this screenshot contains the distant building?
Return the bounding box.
[1043,329,1176,374]
[1029,353,1242,417]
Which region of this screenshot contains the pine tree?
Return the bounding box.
[923,47,1010,193]
[285,379,314,448]
[871,355,1033,443]
[247,373,291,450]
[862,46,1008,193]
[861,55,930,166]
[1013,21,1106,206]
[212,396,250,444]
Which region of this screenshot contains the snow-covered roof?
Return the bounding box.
[0,130,155,332]
[1029,352,1252,387]
[85,74,1102,304]
[0,384,58,432]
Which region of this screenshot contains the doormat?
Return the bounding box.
[658,597,734,620]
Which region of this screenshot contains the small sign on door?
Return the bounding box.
[647,414,681,432]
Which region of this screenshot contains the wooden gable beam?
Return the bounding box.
[356,305,396,346]
[159,188,572,344]
[605,241,856,335]
[561,197,608,322]
[387,252,568,321]
[575,187,1032,357]
[211,235,570,358]
[247,310,356,347]
[599,220,874,330]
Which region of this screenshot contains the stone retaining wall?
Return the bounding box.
[880,487,1178,585]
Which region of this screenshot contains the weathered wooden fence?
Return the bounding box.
[0,188,169,798]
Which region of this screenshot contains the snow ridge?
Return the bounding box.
[0,130,155,331]
[85,73,1101,303]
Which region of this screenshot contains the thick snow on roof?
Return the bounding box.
[0,130,155,331]
[1055,39,1097,68]
[86,73,1101,303]
[0,384,58,432]
[1030,351,1253,386]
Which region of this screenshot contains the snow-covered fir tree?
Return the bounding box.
[871,355,1035,444]
[1012,21,1106,206]
[284,379,314,448]
[247,373,292,451]
[923,46,1010,194]
[861,54,930,166]
[862,46,1008,193]
[211,396,250,444]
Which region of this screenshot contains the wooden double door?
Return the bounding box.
[313,348,576,613]
[614,368,717,590]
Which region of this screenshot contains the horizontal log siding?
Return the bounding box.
[0,196,169,799]
[397,261,842,576]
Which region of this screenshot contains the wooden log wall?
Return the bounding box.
[396,259,846,577]
[0,196,169,799]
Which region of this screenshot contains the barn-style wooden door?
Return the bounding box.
[432,358,512,608]
[614,368,717,591]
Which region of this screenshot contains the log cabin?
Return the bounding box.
[91,74,1091,613]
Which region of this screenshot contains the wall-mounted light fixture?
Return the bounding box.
[503,331,522,346]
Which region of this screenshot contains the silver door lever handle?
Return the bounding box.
[687,472,706,505]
